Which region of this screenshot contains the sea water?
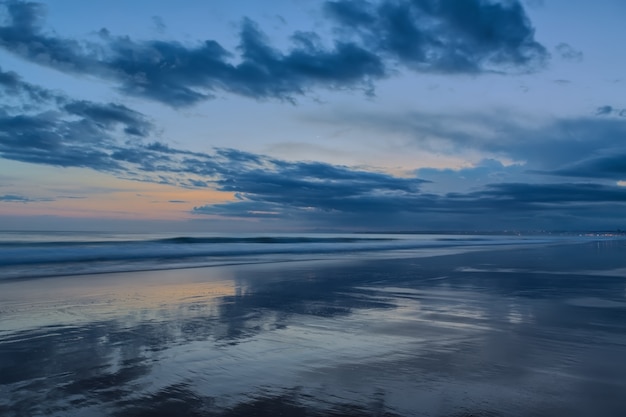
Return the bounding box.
[1,233,625,416]
[0,231,567,280]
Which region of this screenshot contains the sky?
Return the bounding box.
[0,0,625,232]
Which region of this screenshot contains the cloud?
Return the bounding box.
[0,1,96,73]
[63,101,152,137]
[317,108,626,177]
[194,176,626,230]
[555,42,583,62]
[549,152,626,180]
[194,150,430,221]
[151,16,166,34]
[0,1,384,106]
[0,68,432,203]
[416,159,524,193]
[0,194,31,202]
[0,66,22,92]
[0,0,547,107]
[0,193,52,202]
[2,60,625,230]
[467,182,626,206]
[324,0,548,73]
[0,113,125,170]
[485,117,626,170]
[188,148,626,229]
[1,65,625,230]
[0,65,58,107]
[0,65,160,171]
[595,105,626,117]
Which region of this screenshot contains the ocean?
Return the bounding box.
[1,232,625,416]
[0,231,564,280]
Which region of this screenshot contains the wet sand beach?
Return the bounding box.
[1,239,626,416]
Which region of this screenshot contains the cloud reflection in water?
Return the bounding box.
[1,241,626,416]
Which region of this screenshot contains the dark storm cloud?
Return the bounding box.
[0,0,547,106]
[324,0,548,73]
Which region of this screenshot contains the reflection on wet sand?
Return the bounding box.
[1,240,626,416]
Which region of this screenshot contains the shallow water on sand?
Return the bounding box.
[1,240,626,416]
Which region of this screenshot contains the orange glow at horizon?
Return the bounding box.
[0,161,236,220]
[0,186,235,220]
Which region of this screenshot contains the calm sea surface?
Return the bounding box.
[1,233,625,416]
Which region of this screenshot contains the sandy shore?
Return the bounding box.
[1,240,626,416]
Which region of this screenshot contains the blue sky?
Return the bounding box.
[0,0,625,232]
